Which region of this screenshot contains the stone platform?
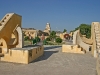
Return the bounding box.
[0,45,44,64]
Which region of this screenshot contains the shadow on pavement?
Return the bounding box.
[33,51,58,62]
[32,46,61,63]
[44,46,61,50]
[24,45,41,47]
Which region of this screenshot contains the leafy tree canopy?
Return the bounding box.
[50,31,56,39]
[71,24,91,38]
[63,29,67,33]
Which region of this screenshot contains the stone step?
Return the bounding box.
[95,37,100,40]
[96,39,100,41]
[95,33,100,35]
[95,31,100,33]
[95,30,100,33]
[96,34,100,36]
[96,45,100,49]
[4,19,7,22]
[94,25,99,28]
[97,46,100,49]
[94,27,99,30]
[95,29,99,31]
[96,36,100,39]
[96,35,100,38]
[96,40,100,43]
[97,43,100,45]
[1,22,4,25]
[96,36,100,38]
[94,28,99,30]
[94,27,99,29]
[95,34,100,37]
[94,24,99,27]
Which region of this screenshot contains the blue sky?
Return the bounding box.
[0,0,100,32]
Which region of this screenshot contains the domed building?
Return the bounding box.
[43,23,51,35]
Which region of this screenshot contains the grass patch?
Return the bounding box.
[47,41,65,45]
[24,41,32,46]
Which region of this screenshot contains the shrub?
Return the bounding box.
[24,36,29,41]
[46,37,51,41]
[43,40,48,45]
[32,39,37,45]
[55,38,62,43]
[35,37,40,42]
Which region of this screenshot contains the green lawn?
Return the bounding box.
[24,41,32,46]
[24,40,65,46]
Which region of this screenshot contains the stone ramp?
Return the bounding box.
[0,13,13,30]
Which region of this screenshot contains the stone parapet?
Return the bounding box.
[0,45,44,64]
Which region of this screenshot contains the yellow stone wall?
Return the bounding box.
[1,45,44,64]
[60,33,64,40]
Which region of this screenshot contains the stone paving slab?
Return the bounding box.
[0,46,97,75]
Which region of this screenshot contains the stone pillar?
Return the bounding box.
[73,30,79,44]
[16,27,24,48]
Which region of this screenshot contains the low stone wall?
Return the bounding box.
[0,45,44,64]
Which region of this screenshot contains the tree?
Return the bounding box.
[35,37,40,42]
[71,24,91,38]
[23,32,26,36]
[79,24,91,38]
[43,40,48,45]
[46,37,51,41]
[24,36,29,41]
[63,29,67,33]
[49,31,56,41]
[32,39,37,45]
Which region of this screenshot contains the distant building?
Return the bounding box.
[22,28,49,39]
[44,23,51,34]
[55,31,63,36]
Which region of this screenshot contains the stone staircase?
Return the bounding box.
[62,44,85,54]
[0,13,13,30]
[93,22,100,75]
[94,24,100,52]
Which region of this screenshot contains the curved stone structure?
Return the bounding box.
[0,13,22,54]
[73,22,100,56]
[78,30,93,45]
[73,30,91,52]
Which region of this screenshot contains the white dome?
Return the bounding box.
[47,23,50,25]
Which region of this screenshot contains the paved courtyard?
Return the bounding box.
[0,46,97,75]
